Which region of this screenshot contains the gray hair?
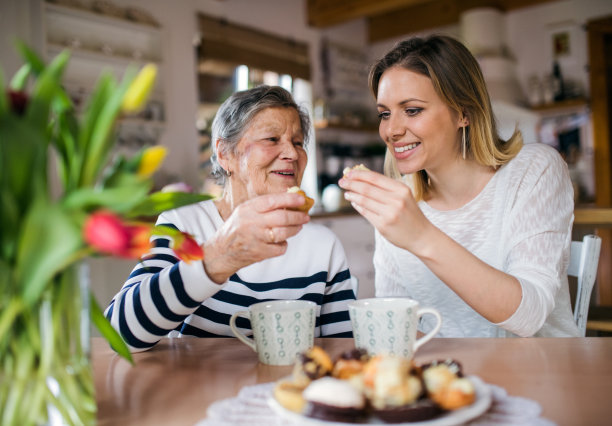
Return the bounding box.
[210,85,311,186]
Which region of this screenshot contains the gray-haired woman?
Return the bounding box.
[106,86,356,352]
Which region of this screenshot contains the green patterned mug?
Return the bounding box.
[229,300,316,365]
[348,298,442,358]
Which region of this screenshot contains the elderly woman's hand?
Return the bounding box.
[202,192,310,283]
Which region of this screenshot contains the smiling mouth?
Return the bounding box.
[394,142,420,153]
[271,170,295,177]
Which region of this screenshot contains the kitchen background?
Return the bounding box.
[2,0,611,327]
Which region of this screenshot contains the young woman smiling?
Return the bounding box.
[339,35,579,338]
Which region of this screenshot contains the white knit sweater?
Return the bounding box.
[374,143,580,337]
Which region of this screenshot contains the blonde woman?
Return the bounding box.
[339,35,579,337]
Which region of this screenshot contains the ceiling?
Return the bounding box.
[306,0,562,42]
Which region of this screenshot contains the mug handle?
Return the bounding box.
[229,311,256,352]
[413,307,442,352]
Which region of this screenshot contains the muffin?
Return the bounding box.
[303,377,367,423]
[332,348,370,380]
[422,359,475,410]
[292,346,333,386]
[287,186,314,212]
[363,355,440,423]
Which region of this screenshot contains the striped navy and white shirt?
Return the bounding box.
[105,200,356,352]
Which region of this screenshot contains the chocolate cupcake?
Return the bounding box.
[292,346,333,386]
[303,377,367,423]
[364,355,441,423]
[332,348,370,380]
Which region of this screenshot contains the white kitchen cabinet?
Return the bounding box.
[311,214,376,299]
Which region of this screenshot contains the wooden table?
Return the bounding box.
[93,337,612,426]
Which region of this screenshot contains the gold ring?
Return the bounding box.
[267,228,275,243]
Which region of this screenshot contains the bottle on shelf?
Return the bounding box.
[552,60,565,102]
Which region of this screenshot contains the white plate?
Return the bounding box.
[268,375,492,426]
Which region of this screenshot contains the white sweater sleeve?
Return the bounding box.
[496,145,574,336]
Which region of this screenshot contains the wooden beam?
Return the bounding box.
[368,0,561,42]
[307,0,435,28]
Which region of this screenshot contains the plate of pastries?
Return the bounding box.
[269,346,492,425]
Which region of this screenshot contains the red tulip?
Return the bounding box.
[84,211,152,259]
[171,232,203,263]
[8,90,28,116]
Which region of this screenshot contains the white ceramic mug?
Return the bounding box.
[229,300,316,365]
[348,298,442,358]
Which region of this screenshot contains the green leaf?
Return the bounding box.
[14,40,46,76]
[15,199,83,305]
[78,72,114,154]
[126,192,214,218]
[9,63,32,91]
[0,68,6,115]
[63,181,152,213]
[90,295,133,363]
[0,117,48,216]
[25,49,70,131]
[79,68,137,187]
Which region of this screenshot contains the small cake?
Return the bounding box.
[332,348,370,380]
[287,186,314,212]
[364,355,440,423]
[422,359,475,410]
[303,377,367,423]
[292,346,333,386]
[431,377,475,410]
[273,380,307,413]
[342,163,370,176]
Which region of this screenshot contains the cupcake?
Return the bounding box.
[303,377,367,423]
[292,346,333,386]
[332,348,370,380]
[363,355,440,423]
[422,359,475,410]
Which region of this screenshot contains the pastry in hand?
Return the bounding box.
[303,377,367,423]
[342,163,370,176]
[292,346,333,386]
[287,186,314,212]
[273,380,307,413]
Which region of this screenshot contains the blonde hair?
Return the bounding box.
[370,35,523,201]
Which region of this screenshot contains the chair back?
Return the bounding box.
[568,234,602,336]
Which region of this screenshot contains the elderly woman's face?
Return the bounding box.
[224,107,307,200]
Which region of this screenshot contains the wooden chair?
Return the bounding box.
[568,234,602,336]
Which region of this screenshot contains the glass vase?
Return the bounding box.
[0,264,96,425]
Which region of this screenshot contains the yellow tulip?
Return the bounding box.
[122,63,157,113]
[138,146,167,177]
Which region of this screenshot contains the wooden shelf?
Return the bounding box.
[574,208,612,228]
[45,2,161,34]
[530,98,589,114]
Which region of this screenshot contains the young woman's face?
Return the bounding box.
[222,107,307,201]
[376,67,465,175]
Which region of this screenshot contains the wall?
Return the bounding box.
[369,0,612,101]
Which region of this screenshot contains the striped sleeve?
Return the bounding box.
[104,223,224,352]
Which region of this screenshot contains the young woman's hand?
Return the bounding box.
[339,170,436,257]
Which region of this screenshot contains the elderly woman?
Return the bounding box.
[106,86,356,352]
